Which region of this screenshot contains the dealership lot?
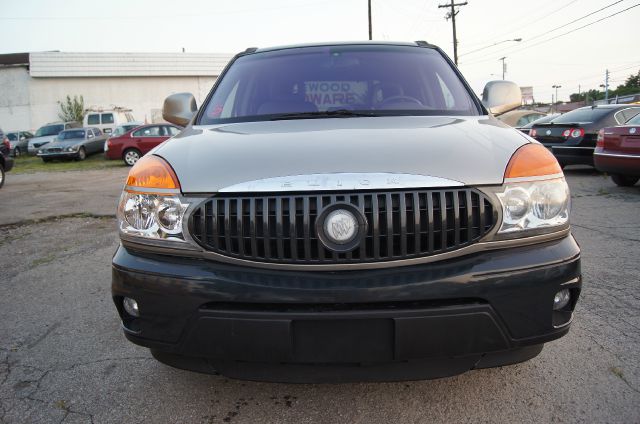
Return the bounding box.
[0,167,639,423]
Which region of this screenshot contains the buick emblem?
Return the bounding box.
[324,209,357,244]
[316,204,367,252]
[630,127,637,134]
[546,130,552,136]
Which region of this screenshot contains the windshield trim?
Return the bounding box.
[195,44,485,126]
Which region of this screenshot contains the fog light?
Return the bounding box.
[553,289,570,310]
[123,297,140,317]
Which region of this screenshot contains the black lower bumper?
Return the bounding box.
[112,235,581,382]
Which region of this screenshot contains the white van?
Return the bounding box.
[83,108,136,135]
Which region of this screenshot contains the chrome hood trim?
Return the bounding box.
[219,173,464,192]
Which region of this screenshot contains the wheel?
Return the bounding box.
[13,147,21,157]
[42,157,52,163]
[0,163,4,189]
[123,149,141,166]
[76,147,86,161]
[611,174,639,187]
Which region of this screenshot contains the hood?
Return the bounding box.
[29,135,57,146]
[45,139,83,148]
[154,116,529,193]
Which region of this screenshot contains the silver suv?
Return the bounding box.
[111,42,582,383]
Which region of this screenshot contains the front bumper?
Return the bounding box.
[112,234,581,382]
[37,151,79,159]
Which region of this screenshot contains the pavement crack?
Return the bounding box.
[27,323,61,349]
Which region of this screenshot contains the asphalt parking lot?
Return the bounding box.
[0,167,639,423]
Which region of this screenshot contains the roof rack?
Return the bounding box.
[415,40,434,47]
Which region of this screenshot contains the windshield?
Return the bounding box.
[200,45,479,124]
[7,133,17,141]
[58,130,85,140]
[550,108,611,124]
[35,124,64,137]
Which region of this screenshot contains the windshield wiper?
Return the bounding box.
[268,109,379,121]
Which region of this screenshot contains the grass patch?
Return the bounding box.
[12,154,125,174]
[31,254,56,268]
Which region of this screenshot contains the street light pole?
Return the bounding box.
[368,0,372,40]
[499,57,507,80]
[552,85,562,113]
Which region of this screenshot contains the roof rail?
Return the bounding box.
[415,40,434,47]
[244,47,258,54]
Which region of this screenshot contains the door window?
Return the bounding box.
[101,113,114,124]
[87,114,100,125]
[166,126,181,136]
[133,126,162,137]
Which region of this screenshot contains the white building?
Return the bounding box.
[0,51,234,131]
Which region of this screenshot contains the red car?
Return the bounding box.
[105,124,182,166]
[594,113,640,187]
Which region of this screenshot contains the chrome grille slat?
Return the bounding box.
[189,188,496,265]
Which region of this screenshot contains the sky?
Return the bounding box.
[0,0,638,102]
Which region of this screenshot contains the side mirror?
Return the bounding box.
[482,81,522,116]
[88,134,94,139]
[163,93,197,126]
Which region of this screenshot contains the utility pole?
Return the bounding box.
[368,0,372,40]
[499,57,506,80]
[438,0,468,65]
[604,69,610,102]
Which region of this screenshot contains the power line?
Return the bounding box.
[460,3,640,65]
[460,0,579,53]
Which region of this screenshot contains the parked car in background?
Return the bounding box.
[0,130,14,188]
[6,131,34,157]
[518,114,560,135]
[530,104,640,167]
[28,121,81,154]
[36,127,107,162]
[594,113,640,186]
[105,123,181,166]
[84,108,136,135]
[496,109,546,128]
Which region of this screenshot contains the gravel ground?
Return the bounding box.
[0,167,639,423]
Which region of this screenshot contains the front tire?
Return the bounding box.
[76,147,87,161]
[611,174,639,187]
[0,163,5,188]
[13,147,21,157]
[42,157,52,163]
[123,149,141,166]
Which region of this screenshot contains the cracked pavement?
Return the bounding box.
[0,167,639,423]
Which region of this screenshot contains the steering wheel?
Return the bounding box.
[379,95,424,108]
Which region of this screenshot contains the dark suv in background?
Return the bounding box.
[530,104,640,167]
[0,128,15,189]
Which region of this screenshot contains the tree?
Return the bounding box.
[567,69,639,104]
[58,95,85,122]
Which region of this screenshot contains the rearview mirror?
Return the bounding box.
[163,93,197,127]
[482,81,522,116]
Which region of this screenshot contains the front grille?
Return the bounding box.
[46,148,62,153]
[189,189,496,265]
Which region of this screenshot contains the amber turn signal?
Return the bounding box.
[125,155,180,191]
[504,143,562,179]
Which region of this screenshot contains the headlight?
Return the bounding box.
[117,155,189,242]
[37,149,43,154]
[118,192,189,240]
[66,146,79,152]
[497,177,569,234]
